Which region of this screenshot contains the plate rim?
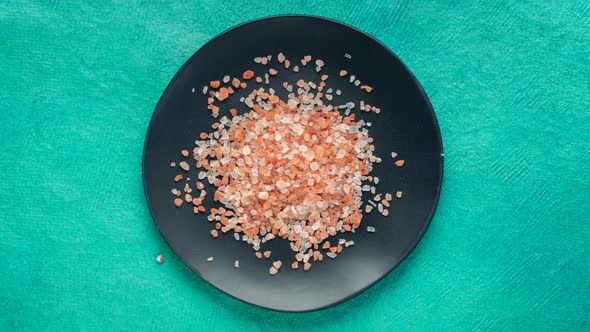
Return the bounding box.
[142,14,444,312]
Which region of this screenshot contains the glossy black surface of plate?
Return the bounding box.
[143,15,443,312]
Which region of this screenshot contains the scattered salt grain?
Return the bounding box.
[207,257,214,262]
[367,226,375,233]
[234,260,239,268]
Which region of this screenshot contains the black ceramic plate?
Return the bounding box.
[143,15,443,312]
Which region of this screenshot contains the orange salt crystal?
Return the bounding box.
[395,160,405,167]
[199,132,208,140]
[218,87,229,101]
[174,198,183,207]
[243,70,254,80]
[232,78,240,88]
[339,70,348,76]
[210,80,220,88]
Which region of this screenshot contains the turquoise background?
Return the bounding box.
[1,1,589,330]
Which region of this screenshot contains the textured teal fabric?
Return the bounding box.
[1,1,589,330]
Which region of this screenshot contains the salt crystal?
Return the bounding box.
[367,226,375,233]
